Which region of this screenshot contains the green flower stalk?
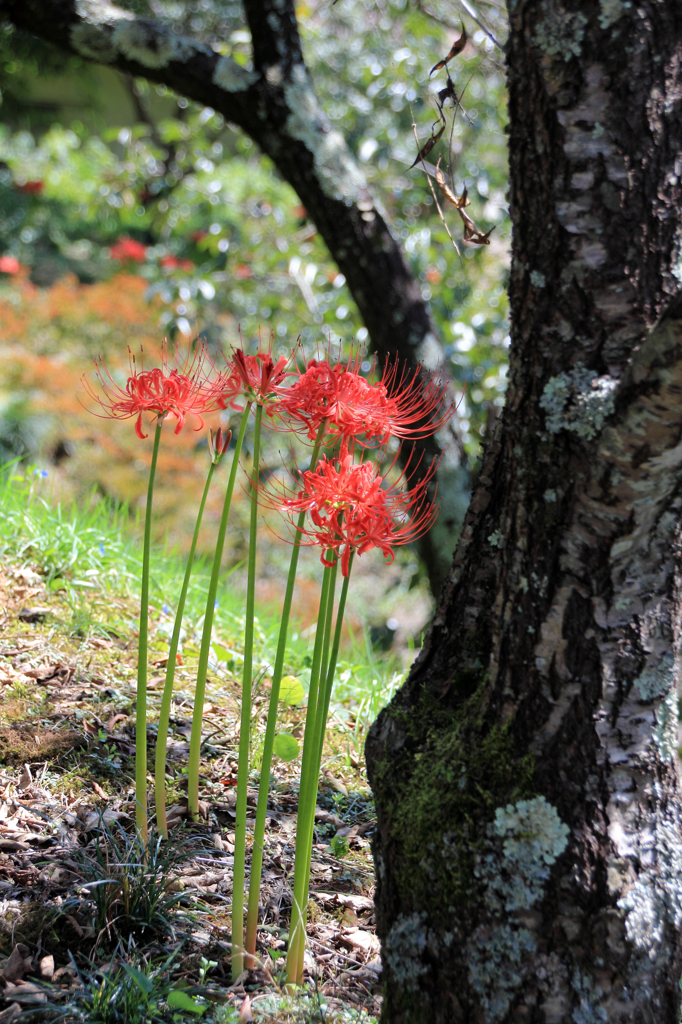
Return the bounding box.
[244,423,328,967]
[285,559,335,985]
[155,428,231,839]
[292,562,352,984]
[136,417,164,841]
[187,407,251,822]
[274,442,441,984]
[231,402,264,979]
[205,342,291,979]
[81,343,217,843]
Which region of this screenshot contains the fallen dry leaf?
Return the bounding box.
[38,955,54,980]
[1,981,47,1005]
[338,928,379,955]
[336,894,374,912]
[340,908,359,928]
[323,772,348,797]
[106,714,128,732]
[1,946,31,983]
[17,765,32,792]
[17,608,51,624]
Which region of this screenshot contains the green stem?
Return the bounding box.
[135,417,164,843]
[286,561,334,986]
[317,557,338,729]
[296,560,353,980]
[187,406,251,820]
[232,402,263,981]
[155,461,216,839]
[244,424,327,965]
[313,562,352,800]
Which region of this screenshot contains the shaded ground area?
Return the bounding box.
[0,565,382,1022]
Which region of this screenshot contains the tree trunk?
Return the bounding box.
[0,0,470,595]
[366,3,682,1021]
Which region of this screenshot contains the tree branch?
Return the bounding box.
[242,0,303,74]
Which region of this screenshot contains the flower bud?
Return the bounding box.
[209,426,232,464]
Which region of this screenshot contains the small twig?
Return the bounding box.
[416,0,503,51]
[305,933,370,970]
[458,0,503,50]
[411,120,463,267]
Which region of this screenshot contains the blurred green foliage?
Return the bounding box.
[0,0,509,454]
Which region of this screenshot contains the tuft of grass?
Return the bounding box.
[61,819,205,950]
[0,461,404,738]
[39,948,211,1023]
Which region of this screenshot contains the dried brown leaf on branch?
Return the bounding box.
[408,121,445,169]
[429,23,467,76]
[437,78,460,114]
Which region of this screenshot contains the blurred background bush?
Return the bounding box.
[0,0,509,647]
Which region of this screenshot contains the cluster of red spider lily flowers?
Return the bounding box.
[82,341,453,570]
[83,337,455,983]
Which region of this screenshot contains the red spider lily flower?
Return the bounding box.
[378,358,455,441]
[160,255,195,272]
[267,447,439,576]
[216,344,291,411]
[234,264,253,279]
[0,255,22,274]
[279,353,454,446]
[82,343,216,440]
[109,237,148,263]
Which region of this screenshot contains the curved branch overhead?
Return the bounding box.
[0,0,471,594]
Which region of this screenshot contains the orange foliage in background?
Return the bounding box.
[0,272,251,565]
[0,272,414,635]
[0,270,158,347]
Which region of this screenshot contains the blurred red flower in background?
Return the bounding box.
[16,181,44,194]
[0,255,22,274]
[109,237,148,263]
[160,256,195,272]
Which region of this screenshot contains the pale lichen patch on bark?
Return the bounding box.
[571,971,608,1024]
[72,2,211,70]
[618,813,682,959]
[284,64,368,203]
[465,797,570,1022]
[213,56,259,92]
[633,653,674,702]
[533,7,588,62]
[75,0,129,23]
[72,0,132,62]
[383,912,437,993]
[112,20,208,69]
[540,365,617,439]
[598,0,629,30]
[71,22,118,63]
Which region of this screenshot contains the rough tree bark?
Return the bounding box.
[0,0,470,595]
[366,2,682,1022]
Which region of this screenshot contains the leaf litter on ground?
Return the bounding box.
[0,561,383,1022]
